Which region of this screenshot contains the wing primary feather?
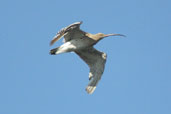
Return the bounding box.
[50,21,83,46]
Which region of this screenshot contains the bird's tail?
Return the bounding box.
[50,47,59,55]
[86,77,99,94]
[50,41,77,55]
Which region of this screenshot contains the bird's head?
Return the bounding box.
[96,33,107,39]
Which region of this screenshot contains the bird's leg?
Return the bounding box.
[50,42,76,55]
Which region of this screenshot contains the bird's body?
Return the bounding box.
[50,21,125,94]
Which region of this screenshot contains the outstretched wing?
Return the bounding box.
[50,21,84,46]
[75,47,107,94]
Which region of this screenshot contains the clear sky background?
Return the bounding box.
[0,0,171,114]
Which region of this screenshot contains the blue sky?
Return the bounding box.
[0,0,171,114]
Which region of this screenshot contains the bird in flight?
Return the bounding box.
[50,21,125,94]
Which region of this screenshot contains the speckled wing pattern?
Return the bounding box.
[50,21,83,46]
[75,47,107,94]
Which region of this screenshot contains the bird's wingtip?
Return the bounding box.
[75,21,83,25]
[50,41,53,46]
[86,86,96,94]
[49,39,56,46]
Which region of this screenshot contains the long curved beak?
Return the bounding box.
[104,34,126,37]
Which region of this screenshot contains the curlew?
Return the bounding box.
[50,21,125,94]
